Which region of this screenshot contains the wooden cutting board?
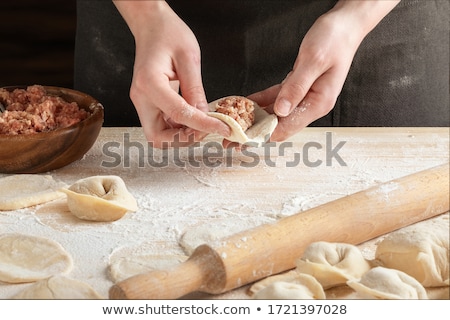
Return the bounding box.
[0,127,448,299]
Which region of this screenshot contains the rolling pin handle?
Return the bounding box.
[109,244,227,300]
[109,259,205,300]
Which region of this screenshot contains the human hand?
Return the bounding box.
[114,1,230,148]
[249,0,400,142]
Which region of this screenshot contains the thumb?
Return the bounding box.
[274,61,324,117]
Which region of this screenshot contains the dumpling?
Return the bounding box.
[347,266,428,299]
[61,175,138,222]
[375,214,449,287]
[208,96,278,146]
[251,273,326,300]
[249,270,301,296]
[296,241,371,289]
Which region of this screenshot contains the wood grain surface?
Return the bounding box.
[0,127,448,300]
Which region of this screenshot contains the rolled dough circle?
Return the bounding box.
[0,234,73,283]
[179,218,272,255]
[109,254,188,283]
[0,174,66,211]
[12,275,103,299]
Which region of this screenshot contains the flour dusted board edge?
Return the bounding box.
[0,127,448,299]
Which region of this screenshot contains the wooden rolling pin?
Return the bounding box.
[110,163,449,299]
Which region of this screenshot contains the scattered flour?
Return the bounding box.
[0,127,448,299]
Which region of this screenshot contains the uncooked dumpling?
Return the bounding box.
[375,214,449,287]
[347,266,428,299]
[296,241,371,289]
[0,234,73,283]
[253,276,325,300]
[0,174,66,211]
[109,254,188,283]
[249,270,301,295]
[61,175,138,222]
[208,96,278,145]
[12,275,103,299]
[250,271,326,299]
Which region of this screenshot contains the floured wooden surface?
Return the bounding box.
[0,127,448,299]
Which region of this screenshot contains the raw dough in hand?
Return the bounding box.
[12,275,103,299]
[296,241,371,289]
[375,214,449,287]
[61,175,138,222]
[208,96,278,146]
[347,266,428,299]
[250,271,326,299]
[0,234,73,283]
[0,174,66,211]
[109,254,188,283]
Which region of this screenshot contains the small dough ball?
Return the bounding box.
[12,275,104,299]
[347,266,428,299]
[296,241,371,289]
[250,271,325,299]
[0,234,73,283]
[375,214,449,287]
[0,174,66,211]
[61,175,138,222]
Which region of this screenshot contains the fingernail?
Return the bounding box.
[276,98,292,117]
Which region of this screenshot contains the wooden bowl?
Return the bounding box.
[0,86,104,174]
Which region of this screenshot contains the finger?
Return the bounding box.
[169,80,180,94]
[270,70,340,142]
[274,56,326,117]
[166,91,231,135]
[149,79,231,137]
[135,94,212,148]
[175,51,210,113]
[142,108,209,148]
[222,140,240,150]
[149,128,209,148]
[247,84,281,108]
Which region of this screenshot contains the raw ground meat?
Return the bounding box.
[215,96,255,131]
[0,85,89,135]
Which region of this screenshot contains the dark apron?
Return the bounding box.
[74,0,449,127]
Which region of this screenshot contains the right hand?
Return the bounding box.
[114,1,230,148]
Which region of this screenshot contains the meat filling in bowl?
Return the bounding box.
[215,96,255,132]
[0,85,89,135]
